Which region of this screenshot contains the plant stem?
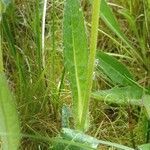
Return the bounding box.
[35,0,42,72]
[80,0,101,131]
[42,0,48,69]
[0,21,4,73]
[52,0,55,84]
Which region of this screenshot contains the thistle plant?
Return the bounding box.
[1,0,150,149]
[63,0,100,131]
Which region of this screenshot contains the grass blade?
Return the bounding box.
[2,14,27,96]
[0,74,20,150]
[2,15,17,58]
[1,5,20,149]
[100,0,131,48]
[34,0,42,72]
[0,0,11,17]
[100,0,143,63]
[63,0,88,130]
[88,0,143,64]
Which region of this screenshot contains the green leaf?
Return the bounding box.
[2,16,17,57]
[143,95,150,119]
[0,74,20,150]
[123,76,149,94]
[138,143,150,150]
[62,105,72,128]
[61,128,99,150]
[63,0,88,129]
[118,9,139,40]
[89,0,128,45]
[100,0,142,62]
[80,0,101,131]
[96,51,134,86]
[89,0,143,62]
[0,0,11,20]
[100,0,132,49]
[91,86,143,105]
[2,0,11,5]
[89,0,131,49]
[61,128,134,150]
[0,28,3,73]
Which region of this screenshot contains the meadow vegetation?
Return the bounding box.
[0,0,150,149]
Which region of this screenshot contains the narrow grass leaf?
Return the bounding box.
[100,0,143,63]
[0,74,20,150]
[1,0,11,5]
[0,0,11,17]
[100,0,132,49]
[96,51,134,86]
[33,0,42,71]
[89,0,133,50]
[2,15,16,57]
[63,0,88,129]
[118,9,139,40]
[2,15,27,90]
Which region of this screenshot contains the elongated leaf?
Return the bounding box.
[63,0,88,128]
[0,74,20,150]
[2,16,16,58]
[88,0,132,49]
[91,86,143,105]
[100,0,132,49]
[124,76,149,94]
[62,128,99,150]
[99,0,143,64]
[143,95,150,119]
[118,9,139,40]
[2,0,11,5]
[138,143,150,150]
[0,0,11,20]
[97,51,134,86]
[102,0,144,63]
[61,128,134,150]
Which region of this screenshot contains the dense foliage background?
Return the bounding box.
[1,0,150,149]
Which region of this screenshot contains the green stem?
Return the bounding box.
[80,0,101,131]
[42,0,48,69]
[0,21,4,73]
[52,0,56,84]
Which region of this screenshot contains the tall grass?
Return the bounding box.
[0,23,3,73]
[1,0,150,149]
